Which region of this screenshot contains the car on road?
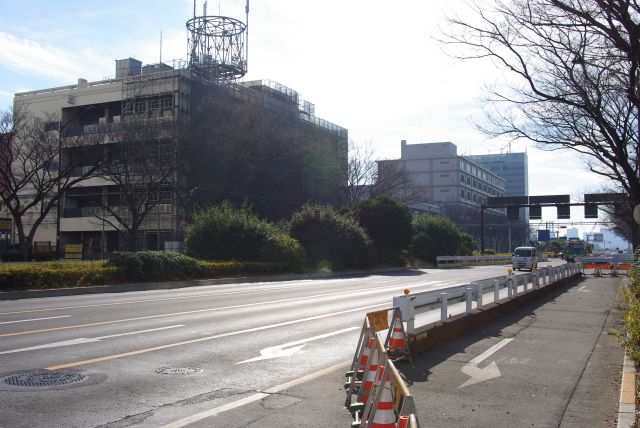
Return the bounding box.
[512,246,538,271]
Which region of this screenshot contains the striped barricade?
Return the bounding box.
[344,310,390,408]
[346,310,421,427]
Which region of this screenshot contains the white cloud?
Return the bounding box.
[0,32,112,85]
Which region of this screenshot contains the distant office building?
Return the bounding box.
[468,151,529,219]
[378,141,506,214]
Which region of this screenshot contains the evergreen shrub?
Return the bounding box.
[184,202,305,271]
[289,204,373,270]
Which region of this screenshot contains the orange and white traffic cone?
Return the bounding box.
[359,335,374,370]
[398,415,410,428]
[389,324,406,353]
[371,371,396,428]
[360,349,379,403]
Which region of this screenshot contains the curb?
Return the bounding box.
[618,353,636,428]
[0,266,413,300]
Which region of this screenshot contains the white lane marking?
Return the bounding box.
[0,315,71,325]
[578,286,591,292]
[236,327,359,364]
[0,280,443,317]
[0,325,185,355]
[460,338,514,388]
[45,304,387,370]
[161,360,351,428]
[3,281,447,338]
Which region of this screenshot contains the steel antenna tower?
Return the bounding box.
[187,0,248,82]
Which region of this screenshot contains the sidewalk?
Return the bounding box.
[399,275,625,427]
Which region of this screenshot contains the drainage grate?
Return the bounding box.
[1,371,87,387]
[154,367,203,375]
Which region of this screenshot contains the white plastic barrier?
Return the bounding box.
[394,263,580,334]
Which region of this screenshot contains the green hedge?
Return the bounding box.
[0,261,117,291]
[0,253,290,291]
[184,203,305,272]
[621,247,640,361]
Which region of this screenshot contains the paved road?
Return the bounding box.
[0,264,532,428]
[181,274,625,428]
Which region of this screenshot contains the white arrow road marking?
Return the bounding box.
[578,286,591,292]
[0,315,71,325]
[0,325,185,355]
[460,338,514,388]
[235,327,360,364]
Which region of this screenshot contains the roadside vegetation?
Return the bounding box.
[0,196,477,291]
[621,247,640,362]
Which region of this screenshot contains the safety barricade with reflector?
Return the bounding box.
[344,310,390,407]
[581,257,633,277]
[345,309,421,427]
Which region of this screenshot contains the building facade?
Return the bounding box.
[380,141,507,212]
[12,59,347,258]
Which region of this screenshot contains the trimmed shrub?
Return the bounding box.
[184,202,305,271]
[412,214,472,264]
[107,251,203,282]
[351,196,412,266]
[289,204,373,270]
[0,261,117,290]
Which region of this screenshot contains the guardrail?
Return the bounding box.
[436,255,511,267]
[394,263,580,334]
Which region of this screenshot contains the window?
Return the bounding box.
[149,99,160,110]
[134,101,145,113]
[162,97,173,109]
[460,175,465,183]
[461,189,465,198]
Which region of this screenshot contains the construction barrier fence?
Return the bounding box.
[345,308,420,427]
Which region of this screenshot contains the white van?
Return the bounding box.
[512,246,538,271]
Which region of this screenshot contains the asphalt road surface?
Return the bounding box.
[0,264,559,427]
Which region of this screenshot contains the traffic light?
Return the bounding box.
[507,206,520,220]
[556,204,570,219]
[529,205,542,220]
[584,203,598,219]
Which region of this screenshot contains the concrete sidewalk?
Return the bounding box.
[399,275,625,427]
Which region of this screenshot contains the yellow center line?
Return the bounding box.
[45,303,386,370]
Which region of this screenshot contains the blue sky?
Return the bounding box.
[0,0,616,237]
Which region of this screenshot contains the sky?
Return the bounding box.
[0,0,617,238]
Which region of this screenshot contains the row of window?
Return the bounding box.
[459,159,502,186]
[461,189,488,204]
[124,96,174,114]
[460,174,504,197]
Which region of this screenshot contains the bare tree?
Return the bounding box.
[94,122,177,251]
[444,0,640,247]
[0,107,105,260]
[344,140,426,207]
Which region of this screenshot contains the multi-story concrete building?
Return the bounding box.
[467,151,529,217]
[379,140,507,211]
[12,59,347,258]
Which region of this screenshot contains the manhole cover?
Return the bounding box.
[154,367,203,375]
[1,371,87,387]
